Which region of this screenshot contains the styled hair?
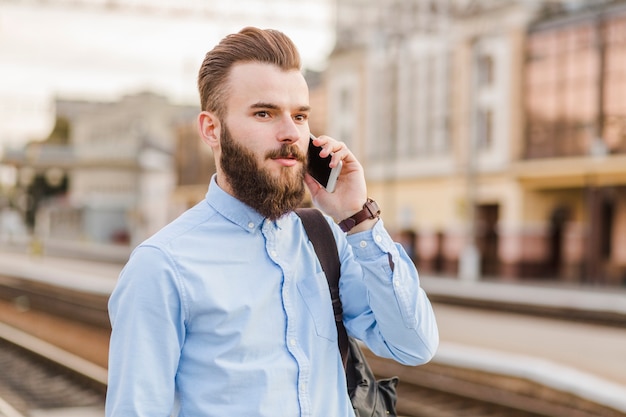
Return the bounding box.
[197,27,302,118]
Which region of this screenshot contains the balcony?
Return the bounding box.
[525,118,626,160]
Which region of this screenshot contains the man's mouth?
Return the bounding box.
[272,154,299,167]
[267,145,305,167]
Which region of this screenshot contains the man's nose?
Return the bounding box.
[277,117,301,143]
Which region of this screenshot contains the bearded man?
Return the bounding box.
[106,27,439,417]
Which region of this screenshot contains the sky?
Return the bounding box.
[0,1,336,149]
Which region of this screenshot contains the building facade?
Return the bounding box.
[2,92,198,248]
[326,0,626,284]
[520,1,626,284]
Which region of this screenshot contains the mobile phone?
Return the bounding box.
[307,134,342,193]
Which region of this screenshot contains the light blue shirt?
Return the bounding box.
[106,176,438,417]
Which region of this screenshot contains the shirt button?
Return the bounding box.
[248,222,255,229]
[289,339,297,347]
[375,235,382,243]
[394,279,401,287]
[359,240,367,248]
[271,250,278,257]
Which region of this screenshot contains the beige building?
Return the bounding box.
[325,0,626,284]
[3,92,198,248]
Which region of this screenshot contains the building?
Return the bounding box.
[520,0,626,284]
[2,92,198,248]
[170,121,216,215]
[325,0,626,284]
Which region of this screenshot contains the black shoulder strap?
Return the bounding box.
[295,208,349,369]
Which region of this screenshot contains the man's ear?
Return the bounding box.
[198,111,221,149]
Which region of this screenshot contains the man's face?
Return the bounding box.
[216,62,311,219]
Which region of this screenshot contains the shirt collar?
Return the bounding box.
[205,175,280,232]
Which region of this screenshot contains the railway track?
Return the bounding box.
[1,273,625,416]
[0,323,106,417]
[366,351,626,417]
[0,275,110,330]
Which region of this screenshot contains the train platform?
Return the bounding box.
[418,276,626,414]
[1,249,626,414]
[421,275,626,324]
[0,250,121,296]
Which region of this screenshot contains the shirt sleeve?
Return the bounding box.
[105,245,185,416]
[334,219,439,366]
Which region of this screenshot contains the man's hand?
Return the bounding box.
[304,135,371,228]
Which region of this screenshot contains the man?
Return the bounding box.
[106,27,438,416]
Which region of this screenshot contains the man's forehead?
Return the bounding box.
[226,62,309,109]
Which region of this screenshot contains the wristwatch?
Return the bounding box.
[338,198,381,232]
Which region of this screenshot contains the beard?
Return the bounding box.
[219,124,307,220]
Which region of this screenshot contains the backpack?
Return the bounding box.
[296,208,399,417]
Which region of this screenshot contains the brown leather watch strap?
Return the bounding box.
[338,198,381,232]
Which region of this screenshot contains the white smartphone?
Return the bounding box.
[307,134,342,193]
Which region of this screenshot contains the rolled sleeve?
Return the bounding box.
[340,219,439,365]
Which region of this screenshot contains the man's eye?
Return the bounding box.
[294,114,307,122]
[255,111,269,118]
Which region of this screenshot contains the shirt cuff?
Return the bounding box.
[345,219,394,259]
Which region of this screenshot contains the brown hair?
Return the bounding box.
[197,27,302,118]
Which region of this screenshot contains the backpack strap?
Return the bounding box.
[295,208,349,369]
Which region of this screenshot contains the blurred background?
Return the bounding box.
[0,0,626,286]
[1,1,626,416]
[0,0,335,255]
[2,0,626,287]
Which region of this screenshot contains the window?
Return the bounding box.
[478,54,494,86]
[398,49,450,158]
[477,108,493,149]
